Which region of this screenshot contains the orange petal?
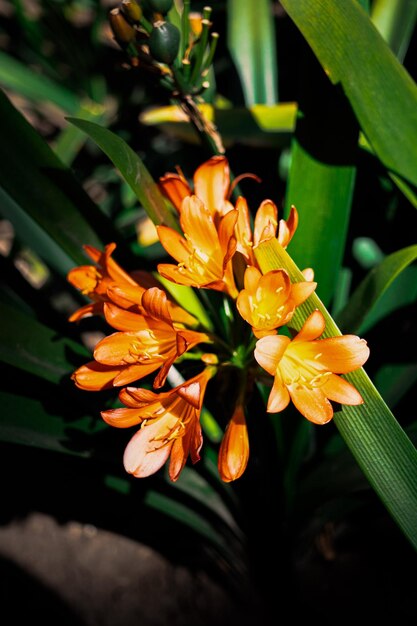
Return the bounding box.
[254,199,278,246]
[235,196,253,260]
[321,373,364,405]
[101,407,146,428]
[157,225,191,264]
[218,405,249,482]
[193,155,230,216]
[243,265,262,292]
[113,361,164,386]
[119,386,161,408]
[255,335,290,375]
[107,283,145,308]
[278,205,298,248]
[288,384,334,424]
[267,373,290,413]
[180,195,219,253]
[68,302,103,322]
[294,309,326,342]
[159,173,191,212]
[142,287,173,325]
[289,280,317,307]
[104,303,150,331]
[123,419,173,478]
[67,265,100,293]
[312,336,370,373]
[71,361,120,391]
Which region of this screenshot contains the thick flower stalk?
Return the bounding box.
[68,155,370,483]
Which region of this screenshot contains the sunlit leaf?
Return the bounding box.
[227,0,278,105]
[280,0,417,187]
[255,237,417,551]
[67,118,179,231]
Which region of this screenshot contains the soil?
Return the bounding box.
[1,442,417,626]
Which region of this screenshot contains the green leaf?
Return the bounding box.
[371,0,417,61]
[0,301,88,384]
[0,90,111,272]
[227,0,278,105]
[0,388,106,457]
[280,0,417,188]
[336,244,417,334]
[0,51,81,114]
[255,238,417,551]
[67,118,179,231]
[284,43,358,306]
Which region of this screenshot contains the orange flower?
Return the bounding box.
[68,243,197,327]
[235,198,299,265]
[254,309,370,424]
[159,155,234,218]
[67,243,139,321]
[72,287,210,391]
[218,404,249,482]
[237,266,317,338]
[157,195,238,298]
[101,367,216,481]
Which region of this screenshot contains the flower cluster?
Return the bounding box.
[68,156,370,482]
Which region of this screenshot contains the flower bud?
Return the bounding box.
[109,8,136,45]
[148,20,180,65]
[121,0,143,23]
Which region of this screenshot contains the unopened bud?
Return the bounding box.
[109,8,136,44]
[148,20,180,64]
[121,0,143,23]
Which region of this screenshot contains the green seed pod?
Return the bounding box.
[148,21,180,65]
[146,0,174,15]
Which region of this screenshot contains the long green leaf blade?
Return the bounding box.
[284,45,357,306]
[336,244,417,333]
[280,0,417,187]
[227,0,278,105]
[67,118,179,231]
[0,90,111,270]
[255,238,417,550]
[0,302,88,384]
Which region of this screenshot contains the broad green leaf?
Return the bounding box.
[284,46,357,306]
[0,301,88,384]
[140,102,297,147]
[336,245,417,334]
[67,118,179,231]
[255,238,417,550]
[0,90,111,271]
[227,0,278,105]
[280,0,417,188]
[371,0,417,61]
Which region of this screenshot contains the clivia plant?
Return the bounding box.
[1,0,417,617]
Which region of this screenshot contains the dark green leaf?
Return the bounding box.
[67,118,179,231]
[280,0,417,187]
